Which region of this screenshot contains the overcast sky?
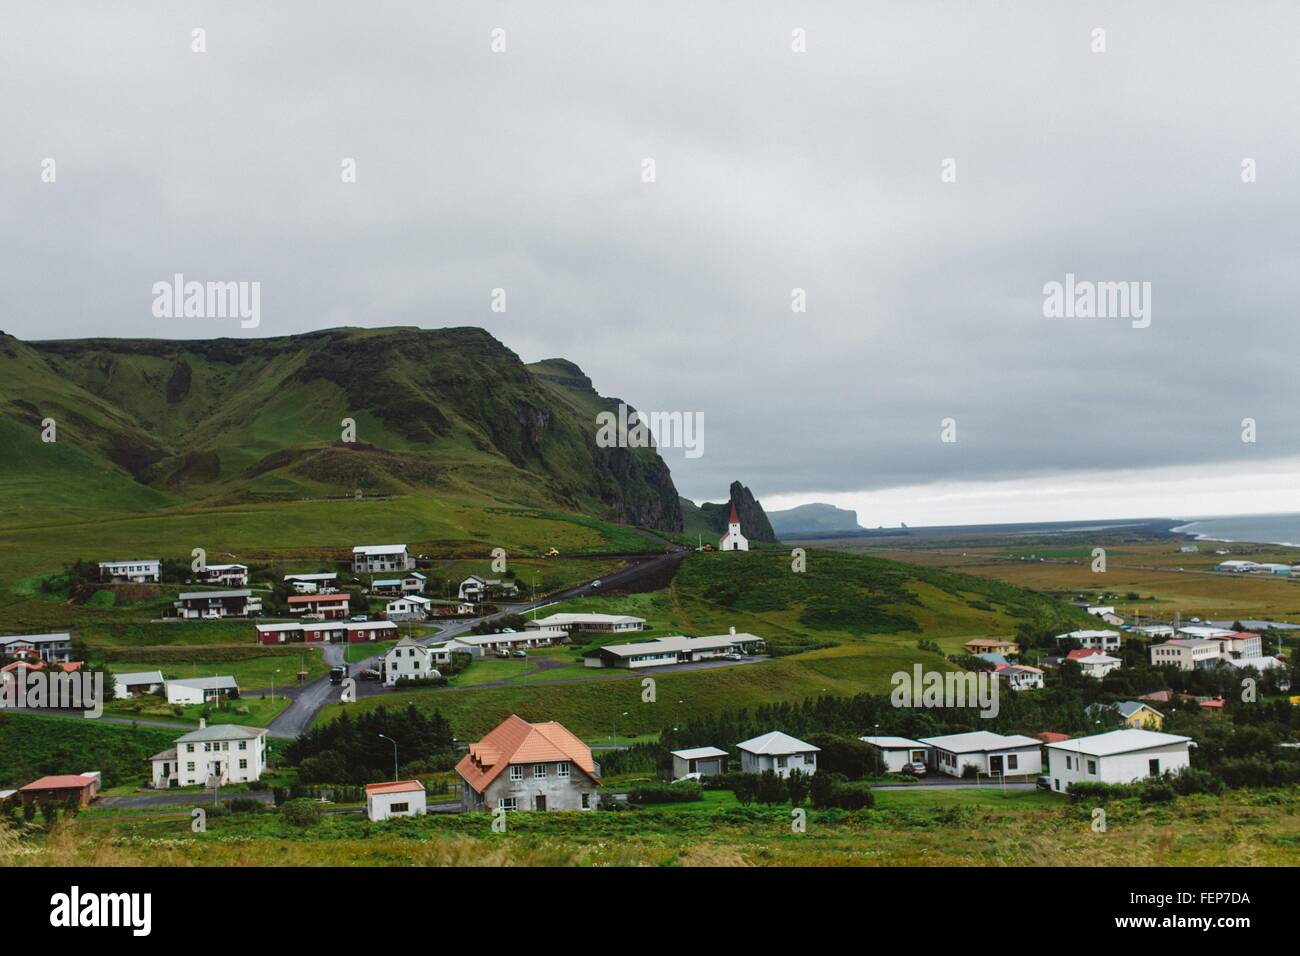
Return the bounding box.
[4,2,1298,526]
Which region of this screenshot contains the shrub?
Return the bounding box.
[756,770,788,805]
[829,781,875,810]
[281,798,323,827]
[227,797,263,814]
[627,781,702,804]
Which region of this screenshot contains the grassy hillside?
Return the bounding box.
[0,327,683,532]
[0,712,176,789]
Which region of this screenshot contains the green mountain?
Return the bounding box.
[0,327,683,531]
[768,502,865,536]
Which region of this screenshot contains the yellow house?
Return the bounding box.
[964,638,1020,657]
[1114,701,1164,730]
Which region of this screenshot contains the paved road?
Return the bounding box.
[10,708,193,732]
[265,548,689,739]
[100,789,277,808]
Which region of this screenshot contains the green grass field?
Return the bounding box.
[13,786,1298,867]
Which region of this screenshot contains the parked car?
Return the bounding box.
[350,614,368,622]
[512,650,527,658]
[906,761,927,776]
[357,668,380,682]
[329,666,348,685]
[722,652,743,661]
[1036,774,1052,791]
[591,580,602,588]
[496,650,511,658]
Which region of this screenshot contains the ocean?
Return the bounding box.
[1171,514,1300,548]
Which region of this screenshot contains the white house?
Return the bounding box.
[453,628,569,655]
[284,572,338,594]
[98,559,161,584]
[860,736,931,773]
[151,722,268,787]
[382,637,440,686]
[164,675,239,705]
[671,746,730,779]
[736,731,818,778]
[1055,629,1122,651]
[1149,638,1224,671]
[353,544,411,574]
[525,613,646,635]
[1044,729,1193,792]
[401,572,426,594]
[0,632,73,662]
[385,594,432,621]
[719,503,749,551]
[996,663,1045,691]
[172,590,262,619]
[365,779,428,820]
[113,670,165,699]
[918,731,1042,778]
[429,638,481,663]
[583,630,765,668]
[201,564,248,586]
[1068,649,1123,679]
[457,575,520,601]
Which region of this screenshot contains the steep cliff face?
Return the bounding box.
[700,480,778,543]
[529,357,683,533]
[6,327,684,531]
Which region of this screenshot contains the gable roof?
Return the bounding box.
[20,774,97,791]
[1045,728,1191,757]
[366,779,425,796]
[167,676,238,691]
[860,735,928,750]
[1115,700,1162,719]
[174,724,267,744]
[455,715,599,794]
[918,731,1041,753]
[114,670,165,686]
[670,747,729,760]
[736,731,818,755]
[728,503,740,524]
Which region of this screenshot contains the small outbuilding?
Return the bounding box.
[365,779,428,821]
[670,746,729,779]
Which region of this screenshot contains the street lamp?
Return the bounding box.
[378,734,398,781]
[873,723,880,777]
[270,668,280,704]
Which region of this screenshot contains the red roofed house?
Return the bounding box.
[365,779,427,821]
[19,772,100,809]
[287,593,350,620]
[719,503,749,552]
[456,714,600,812]
[1036,732,1071,744]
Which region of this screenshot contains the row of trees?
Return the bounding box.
[283,705,456,784]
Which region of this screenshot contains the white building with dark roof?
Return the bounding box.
[352,544,411,574]
[525,613,646,634]
[151,722,268,787]
[583,630,765,669]
[164,675,239,705]
[98,559,161,583]
[113,670,165,699]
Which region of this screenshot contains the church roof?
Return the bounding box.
[728,503,740,524]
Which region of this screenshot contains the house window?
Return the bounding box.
[498,798,517,812]
[803,753,815,766]
[1087,759,1098,775]
[534,764,546,778]
[186,762,195,772]
[1148,758,1160,776]
[581,793,590,809]
[1007,755,1019,770]
[239,759,248,769]
[391,802,409,813]
[238,741,247,750]
[557,762,570,778]
[509,766,524,781]
[1065,756,1073,770]
[187,744,195,753]
[777,756,787,769]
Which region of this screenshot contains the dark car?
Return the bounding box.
[1036,775,1052,791]
[329,666,348,685]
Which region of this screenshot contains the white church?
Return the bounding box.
[719,504,749,551]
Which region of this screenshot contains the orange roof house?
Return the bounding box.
[19,773,100,808]
[1036,732,1071,744]
[456,715,600,812]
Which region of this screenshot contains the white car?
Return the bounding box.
[591,580,602,589]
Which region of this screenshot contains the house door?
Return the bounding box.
[534,795,547,811]
[989,755,1004,775]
